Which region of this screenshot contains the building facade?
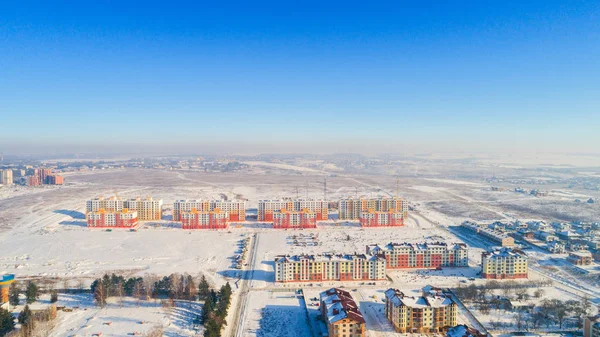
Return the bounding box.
[481,248,528,279]
[366,242,469,269]
[567,250,593,265]
[180,208,229,229]
[0,274,15,304]
[274,253,387,283]
[86,209,138,228]
[584,315,600,337]
[272,208,317,229]
[86,196,163,221]
[385,288,457,333]
[339,197,408,220]
[46,174,64,185]
[359,210,405,227]
[173,199,246,222]
[258,199,328,221]
[0,169,13,185]
[320,288,365,337]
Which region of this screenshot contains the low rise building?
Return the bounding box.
[272,208,316,229]
[567,250,593,265]
[320,288,365,337]
[274,253,386,283]
[366,242,468,269]
[385,288,457,333]
[481,248,528,279]
[446,325,487,337]
[87,209,138,228]
[461,221,514,247]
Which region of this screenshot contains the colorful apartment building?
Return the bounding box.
[385,287,457,333]
[46,174,64,185]
[258,199,328,221]
[272,208,317,229]
[173,199,246,222]
[481,248,528,279]
[0,274,15,304]
[86,196,163,221]
[359,209,405,227]
[366,242,469,269]
[180,208,229,229]
[320,288,365,337]
[274,253,387,282]
[86,209,138,228]
[339,197,408,220]
[27,175,41,187]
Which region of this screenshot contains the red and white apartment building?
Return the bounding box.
[180,208,229,229]
[359,210,405,227]
[366,242,469,269]
[87,209,138,228]
[272,208,317,229]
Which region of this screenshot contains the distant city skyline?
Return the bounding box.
[1,1,599,156]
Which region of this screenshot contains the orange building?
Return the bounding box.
[173,199,245,222]
[258,199,328,222]
[1,274,15,304]
[320,288,365,337]
[87,209,138,228]
[272,208,317,229]
[180,208,228,229]
[339,197,407,220]
[359,209,404,227]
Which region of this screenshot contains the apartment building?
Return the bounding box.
[481,248,528,279]
[584,315,600,337]
[0,169,13,185]
[34,168,53,185]
[359,209,404,227]
[274,253,387,283]
[173,199,246,222]
[86,209,138,228]
[258,199,328,221]
[86,196,163,221]
[461,221,515,247]
[567,250,593,265]
[339,197,408,220]
[366,242,469,269]
[272,208,317,229]
[320,288,365,337]
[180,208,228,229]
[27,176,41,187]
[385,288,457,333]
[46,174,64,185]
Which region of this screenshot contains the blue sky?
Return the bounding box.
[1,1,599,154]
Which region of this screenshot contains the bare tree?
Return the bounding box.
[133,281,143,307]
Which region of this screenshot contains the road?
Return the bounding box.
[230,232,260,337]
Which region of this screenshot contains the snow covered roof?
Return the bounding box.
[275,253,385,263]
[446,324,487,337]
[319,288,365,324]
[482,247,526,259]
[366,241,467,254]
[385,288,455,309]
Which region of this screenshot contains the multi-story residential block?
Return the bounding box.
[339,197,407,220]
[87,209,138,228]
[272,208,316,229]
[0,274,15,304]
[461,221,515,247]
[258,199,328,221]
[320,288,365,337]
[173,199,246,222]
[366,242,469,269]
[385,288,457,333]
[274,253,387,283]
[86,196,162,221]
[481,248,528,279]
[46,174,64,185]
[359,209,404,227]
[34,168,53,185]
[180,208,228,229]
[0,169,13,185]
[584,315,600,337]
[27,176,41,186]
[567,250,593,265]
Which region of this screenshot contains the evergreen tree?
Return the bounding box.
[0,307,15,337]
[203,319,221,337]
[198,275,210,300]
[202,295,215,324]
[25,282,38,304]
[50,290,58,303]
[18,305,34,337]
[8,283,19,307]
[184,275,197,301]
